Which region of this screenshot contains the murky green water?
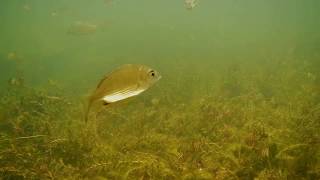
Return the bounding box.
[0,0,319,179]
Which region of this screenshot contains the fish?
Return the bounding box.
[85,64,161,122]
[184,0,198,10]
[67,21,98,35]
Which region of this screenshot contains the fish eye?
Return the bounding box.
[149,70,155,77]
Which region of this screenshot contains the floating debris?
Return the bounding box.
[85,64,161,122]
[184,0,198,10]
[67,21,98,35]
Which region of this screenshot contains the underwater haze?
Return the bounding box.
[0,0,319,179]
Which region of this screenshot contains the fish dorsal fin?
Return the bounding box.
[102,85,144,103]
[96,75,108,89]
[96,64,132,89]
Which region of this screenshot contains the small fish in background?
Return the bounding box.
[67,21,98,36]
[85,64,161,122]
[184,0,198,10]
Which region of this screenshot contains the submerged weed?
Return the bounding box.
[0,60,319,179]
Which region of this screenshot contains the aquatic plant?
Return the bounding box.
[0,58,319,179]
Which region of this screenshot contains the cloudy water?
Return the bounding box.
[0,0,319,179]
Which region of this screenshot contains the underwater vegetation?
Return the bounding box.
[0,57,319,180]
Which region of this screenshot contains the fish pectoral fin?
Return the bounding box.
[102,88,145,103]
[103,101,109,106]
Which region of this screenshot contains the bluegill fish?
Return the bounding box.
[85,64,161,122]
